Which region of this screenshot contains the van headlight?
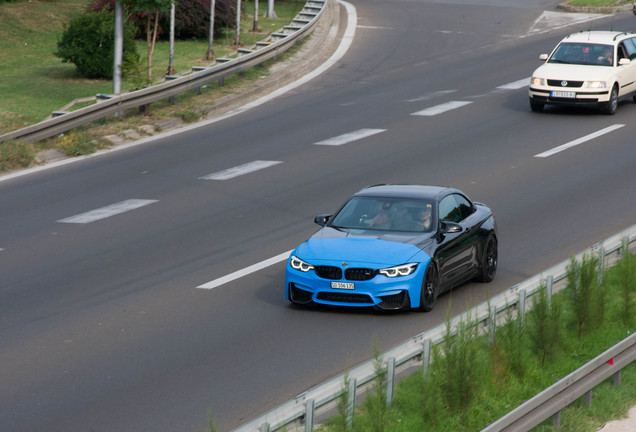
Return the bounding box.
[530,77,545,86]
[584,81,607,88]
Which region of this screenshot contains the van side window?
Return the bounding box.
[625,38,636,60]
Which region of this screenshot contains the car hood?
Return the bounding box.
[292,227,432,266]
[532,63,614,81]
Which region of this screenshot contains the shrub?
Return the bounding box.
[0,140,35,172]
[615,244,636,326]
[566,254,601,336]
[55,8,139,79]
[437,309,480,412]
[89,0,237,40]
[527,281,562,365]
[56,131,97,156]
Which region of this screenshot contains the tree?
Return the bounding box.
[55,8,139,79]
[130,0,173,83]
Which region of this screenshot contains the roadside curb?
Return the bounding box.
[558,1,634,14]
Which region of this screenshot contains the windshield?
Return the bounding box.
[548,42,614,66]
[330,196,436,233]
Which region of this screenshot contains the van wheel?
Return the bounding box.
[530,99,544,112]
[603,86,618,115]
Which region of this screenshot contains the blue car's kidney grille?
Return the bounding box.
[345,268,377,281]
[315,266,342,279]
[317,292,374,304]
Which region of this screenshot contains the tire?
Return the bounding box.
[530,99,544,112]
[602,85,618,115]
[417,263,439,312]
[476,235,498,283]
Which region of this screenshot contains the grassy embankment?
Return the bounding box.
[0,0,305,170]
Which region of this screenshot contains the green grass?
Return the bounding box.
[0,0,305,135]
[319,253,636,432]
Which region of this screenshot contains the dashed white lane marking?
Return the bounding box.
[534,124,625,158]
[197,250,293,289]
[406,90,457,102]
[411,101,473,116]
[314,128,386,146]
[58,199,159,224]
[497,78,530,90]
[199,160,283,180]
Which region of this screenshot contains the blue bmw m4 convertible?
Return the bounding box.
[285,185,497,312]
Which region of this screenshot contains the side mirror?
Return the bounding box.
[314,214,332,227]
[441,221,462,234]
[619,58,631,66]
[539,54,548,61]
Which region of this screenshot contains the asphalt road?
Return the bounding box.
[1,1,636,431]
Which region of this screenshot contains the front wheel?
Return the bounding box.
[602,86,618,115]
[530,99,544,112]
[417,263,439,312]
[476,235,498,283]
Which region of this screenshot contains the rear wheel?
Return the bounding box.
[417,263,439,312]
[477,235,498,283]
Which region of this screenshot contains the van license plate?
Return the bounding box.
[551,91,575,98]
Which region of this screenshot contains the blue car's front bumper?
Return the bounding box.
[285,257,429,310]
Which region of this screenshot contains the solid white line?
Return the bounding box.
[200,160,282,180]
[58,199,159,224]
[197,250,293,289]
[497,78,530,90]
[534,124,625,158]
[411,101,473,116]
[314,128,386,146]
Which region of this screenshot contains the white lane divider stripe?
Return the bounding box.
[314,128,386,146]
[534,124,625,158]
[200,160,283,180]
[411,101,473,116]
[497,78,530,90]
[197,250,293,289]
[58,199,159,224]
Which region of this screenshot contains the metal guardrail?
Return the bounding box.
[233,223,636,432]
[0,0,329,144]
[482,331,636,431]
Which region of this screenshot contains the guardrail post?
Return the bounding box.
[585,389,592,407]
[347,377,356,430]
[260,422,269,432]
[386,357,396,406]
[552,410,561,428]
[546,275,553,307]
[614,369,622,386]
[422,339,431,379]
[518,290,526,328]
[305,399,315,432]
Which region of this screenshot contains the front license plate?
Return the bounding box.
[331,281,355,290]
[550,90,576,98]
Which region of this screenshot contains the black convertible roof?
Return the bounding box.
[354,184,460,200]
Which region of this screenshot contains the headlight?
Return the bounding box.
[530,77,545,86]
[379,263,418,278]
[584,81,607,88]
[290,255,314,272]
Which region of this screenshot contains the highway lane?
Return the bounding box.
[2,1,636,431]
